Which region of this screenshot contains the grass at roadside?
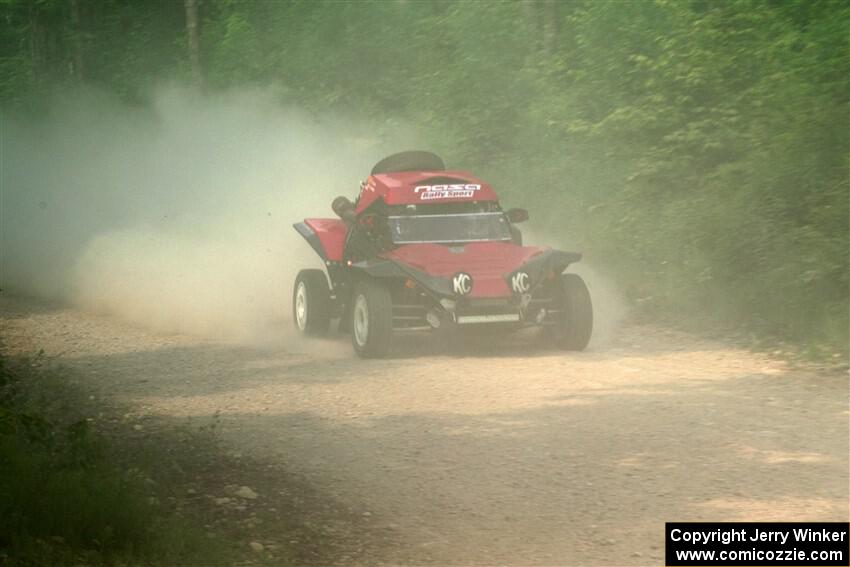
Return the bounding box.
[0,350,239,567]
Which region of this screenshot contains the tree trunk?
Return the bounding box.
[28,0,42,80]
[541,0,558,57]
[521,0,540,52]
[69,0,84,80]
[184,0,203,88]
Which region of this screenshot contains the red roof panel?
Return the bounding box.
[355,170,500,213]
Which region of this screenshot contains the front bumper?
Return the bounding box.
[450,297,523,325]
[391,296,557,331]
[456,313,521,324]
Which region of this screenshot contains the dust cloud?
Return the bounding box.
[1,87,395,342]
[1,87,625,348]
[521,229,628,349]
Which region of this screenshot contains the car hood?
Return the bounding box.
[381,241,549,298]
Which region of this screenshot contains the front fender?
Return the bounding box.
[506,249,582,294]
[351,258,454,297]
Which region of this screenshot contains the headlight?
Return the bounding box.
[510,271,531,294]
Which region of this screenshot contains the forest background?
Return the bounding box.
[2,0,847,352]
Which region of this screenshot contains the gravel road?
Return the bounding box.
[1,294,847,566]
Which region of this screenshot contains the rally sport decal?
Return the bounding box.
[414,184,481,200]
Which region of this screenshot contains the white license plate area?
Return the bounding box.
[456,313,520,324]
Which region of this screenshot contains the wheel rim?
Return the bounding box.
[353,294,369,347]
[295,282,308,330]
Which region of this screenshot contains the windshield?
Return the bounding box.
[387,212,512,244]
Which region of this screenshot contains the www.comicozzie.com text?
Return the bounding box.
[670,527,847,546]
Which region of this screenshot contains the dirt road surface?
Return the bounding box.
[2,294,847,566]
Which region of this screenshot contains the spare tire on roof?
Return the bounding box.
[371,151,445,175]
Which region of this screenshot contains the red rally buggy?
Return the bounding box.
[293,151,592,358]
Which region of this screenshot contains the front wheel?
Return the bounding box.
[351,280,393,358]
[293,269,331,336]
[550,273,593,351]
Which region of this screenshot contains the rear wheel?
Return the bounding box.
[351,280,393,358]
[292,270,331,336]
[550,273,593,351]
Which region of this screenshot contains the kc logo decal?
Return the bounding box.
[511,272,531,294]
[452,272,472,295]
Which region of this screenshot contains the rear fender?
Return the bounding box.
[293,219,347,262]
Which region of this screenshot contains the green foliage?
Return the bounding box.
[0,354,231,566]
[0,0,847,348]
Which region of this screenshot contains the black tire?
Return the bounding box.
[292,269,331,336]
[371,151,445,175]
[350,279,393,358]
[551,273,593,351]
